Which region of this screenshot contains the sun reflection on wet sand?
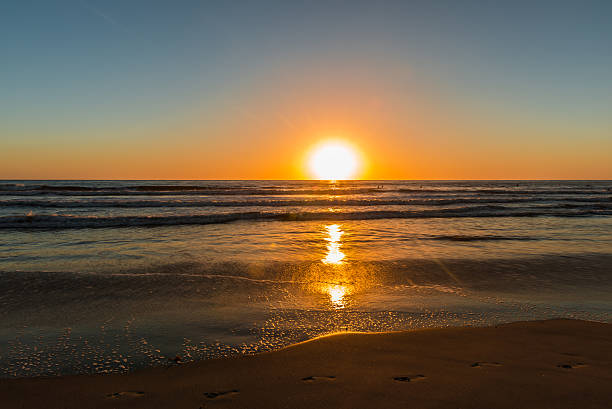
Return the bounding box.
[322,224,345,264]
[325,284,349,309]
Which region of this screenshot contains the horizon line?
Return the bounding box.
[2,178,611,182]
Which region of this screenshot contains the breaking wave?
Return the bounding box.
[2,206,610,229]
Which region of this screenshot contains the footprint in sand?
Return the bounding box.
[301,376,336,382]
[393,375,426,382]
[471,362,502,368]
[203,389,240,399]
[106,391,145,399]
[557,363,588,369]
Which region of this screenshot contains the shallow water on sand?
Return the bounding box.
[1,180,611,377]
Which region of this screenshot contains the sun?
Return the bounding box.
[308,141,361,180]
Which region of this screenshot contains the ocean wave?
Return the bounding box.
[1,196,610,209]
[1,183,611,197]
[1,206,610,229]
[424,235,539,242]
[0,184,380,196]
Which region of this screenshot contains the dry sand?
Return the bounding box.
[1,319,611,409]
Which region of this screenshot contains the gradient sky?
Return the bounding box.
[1,0,611,179]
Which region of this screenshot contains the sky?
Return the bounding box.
[1,0,611,179]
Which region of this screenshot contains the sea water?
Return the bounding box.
[1,180,611,377]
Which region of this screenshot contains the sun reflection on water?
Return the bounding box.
[322,224,345,264]
[325,284,349,309]
[319,224,350,309]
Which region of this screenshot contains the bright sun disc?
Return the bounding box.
[308,141,360,180]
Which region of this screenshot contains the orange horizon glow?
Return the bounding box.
[2,122,611,181]
[3,124,610,180]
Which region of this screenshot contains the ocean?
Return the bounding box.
[1,180,611,377]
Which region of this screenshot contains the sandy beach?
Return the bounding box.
[2,319,611,409]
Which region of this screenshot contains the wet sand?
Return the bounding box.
[1,319,611,409]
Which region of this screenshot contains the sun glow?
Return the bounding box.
[308,141,360,180]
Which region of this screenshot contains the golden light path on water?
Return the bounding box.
[321,224,349,309]
[325,284,348,308]
[322,224,345,265]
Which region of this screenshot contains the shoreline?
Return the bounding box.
[1,319,611,408]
